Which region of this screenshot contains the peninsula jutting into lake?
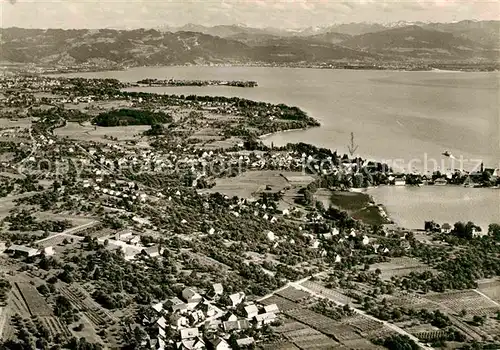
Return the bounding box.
[136,78,258,88]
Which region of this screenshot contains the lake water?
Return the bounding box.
[365,186,499,231]
[56,66,500,230]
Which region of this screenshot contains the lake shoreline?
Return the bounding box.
[47,66,500,231]
[41,63,500,76]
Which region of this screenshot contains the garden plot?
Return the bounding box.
[342,338,382,349]
[342,314,384,335]
[426,290,500,316]
[60,284,116,328]
[285,308,360,341]
[294,334,343,350]
[0,119,32,128]
[55,122,149,143]
[0,305,8,340]
[67,313,106,346]
[480,319,500,339]
[15,282,52,316]
[40,316,72,339]
[364,325,398,340]
[300,280,352,305]
[407,324,448,342]
[9,286,31,318]
[275,319,310,334]
[278,322,341,350]
[259,295,302,312]
[369,257,433,280]
[260,342,301,350]
[199,170,292,199]
[385,294,439,310]
[276,286,311,302]
[183,250,232,272]
[36,233,84,249]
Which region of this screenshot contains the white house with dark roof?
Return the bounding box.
[156,316,167,330]
[169,314,188,330]
[228,292,245,307]
[207,337,230,350]
[141,246,163,258]
[165,297,188,314]
[212,283,223,296]
[441,223,452,234]
[222,312,238,322]
[152,302,163,314]
[182,288,203,304]
[200,301,219,318]
[176,337,205,350]
[362,235,370,245]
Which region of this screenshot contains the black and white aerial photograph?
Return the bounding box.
[0,0,499,349]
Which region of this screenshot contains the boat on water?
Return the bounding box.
[434,178,448,186]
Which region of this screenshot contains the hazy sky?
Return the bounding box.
[1,0,499,29]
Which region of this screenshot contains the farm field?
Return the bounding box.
[15,282,52,317]
[300,280,352,304]
[40,316,72,340]
[426,290,500,316]
[35,233,85,249]
[276,286,311,302]
[342,338,385,349]
[0,118,31,128]
[275,320,343,350]
[369,257,434,280]
[285,308,360,341]
[259,295,302,312]
[260,341,301,350]
[59,285,117,327]
[59,284,122,347]
[385,293,439,310]
[0,305,8,340]
[54,122,149,143]
[67,313,106,346]
[342,314,384,335]
[199,170,294,199]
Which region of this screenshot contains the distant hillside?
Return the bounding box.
[164,21,500,49]
[340,25,498,60]
[325,23,390,36]
[0,28,253,65]
[0,27,376,66]
[306,32,352,45]
[0,25,498,67]
[422,20,500,48]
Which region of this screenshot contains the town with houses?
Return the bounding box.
[0,73,498,350]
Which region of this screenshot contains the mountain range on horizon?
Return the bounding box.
[1,20,499,68]
[148,19,498,35]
